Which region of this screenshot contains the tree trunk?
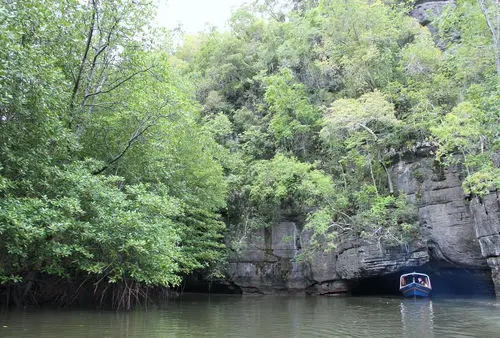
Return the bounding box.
[478,0,500,76]
[70,0,97,113]
[378,151,394,195]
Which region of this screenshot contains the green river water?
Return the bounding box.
[1,294,499,337]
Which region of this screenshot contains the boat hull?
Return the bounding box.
[400,282,431,297]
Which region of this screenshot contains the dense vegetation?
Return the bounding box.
[1,0,498,308]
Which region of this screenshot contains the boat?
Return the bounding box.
[399,272,432,297]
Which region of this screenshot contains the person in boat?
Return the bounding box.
[418,277,429,287]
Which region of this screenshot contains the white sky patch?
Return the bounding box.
[157,0,249,33]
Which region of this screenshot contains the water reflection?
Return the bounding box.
[1,295,499,337]
[400,299,434,337]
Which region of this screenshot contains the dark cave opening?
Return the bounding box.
[350,263,496,297]
[182,274,243,294]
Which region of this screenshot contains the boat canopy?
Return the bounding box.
[399,272,432,289]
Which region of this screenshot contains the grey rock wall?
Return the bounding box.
[470,192,500,294]
[227,222,311,293]
[393,158,487,268]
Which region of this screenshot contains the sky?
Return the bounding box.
[157,0,249,33]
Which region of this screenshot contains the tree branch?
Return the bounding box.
[378,150,394,194]
[83,67,153,100]
[70,0,97,112]
[82,12,121,107]
[92,109,175,175]
[356,122,377,139]
[92,119,157,175]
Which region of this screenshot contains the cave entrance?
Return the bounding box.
[182,274,243,294]
[350,263,495,297]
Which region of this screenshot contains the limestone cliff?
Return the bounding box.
[226,156,499,295]
[222,0,500,296]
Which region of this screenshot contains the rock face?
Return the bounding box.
[410,1,450,27]
[228,222,311,293]
[226,157,498,295]
[470,192,500,294]
[393,158,487,268]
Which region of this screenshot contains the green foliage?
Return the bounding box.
[0,161,182,285]
[248,153,335,222]
[463,167,500,197]
[313,0,418,97]
[436,0,498,82]
[322,91,398,137]
[353,187,419,245]
[431,90,499,196]
[321,91,399,196]
[264,68,322,157]
[431,101,484,164]
[0,0,228,296]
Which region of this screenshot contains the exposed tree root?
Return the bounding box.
[0,274,177,310]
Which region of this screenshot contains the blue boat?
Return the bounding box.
[399,272,432,297]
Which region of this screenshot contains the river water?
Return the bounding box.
[1,294,499,337]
